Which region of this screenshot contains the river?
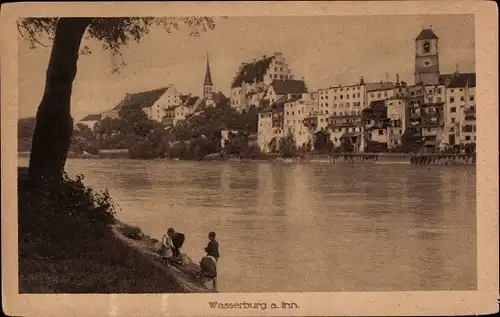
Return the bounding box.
[18,157,477,292]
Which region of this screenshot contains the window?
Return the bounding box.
[449,97,455,103]
[437,88,442,94]
[459,88,463,92]
[378,129,384,135]
[384,92,387,97]
[340,95,344,100]
[334,96,337,100]
[450,89,455,93]
[470,95,475,101]
[423,41,430,53]
[451,107,457,113]
[465,136,470,141]
[460,96,465,102]
[451,118,455,123]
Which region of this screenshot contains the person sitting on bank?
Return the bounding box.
[199,255,218,290]
[204,231,220,261]
[167,228,185,263]
[160,230,174,263]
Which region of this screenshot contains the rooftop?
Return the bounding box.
[204,55,213,87]
[184,96,201,107]
[439,72,476,88]
[271,79,308,95]
[416,28,439,41]
[231,56,275,88]
[80,113,102,121]
[113,87,169,110]
[365,82,395,92]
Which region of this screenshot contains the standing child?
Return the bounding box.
[200,231,220,290]
[204,231,220,261]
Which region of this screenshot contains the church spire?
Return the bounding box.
[204,53,213,87]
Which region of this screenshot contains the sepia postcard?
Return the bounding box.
[1,1,498,316]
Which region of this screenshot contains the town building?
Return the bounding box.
[327,111,363,149]
[282,92,318,149]
[263,79,308,105]
[365,81,396,105]
[77,113,101,131]
[441,71,476,146]
[230,52,295,111]
[361,100,392,152]
[257,107,275,152]
[103,85,182,122]
[385,98,408,149]
[162,95,203,126]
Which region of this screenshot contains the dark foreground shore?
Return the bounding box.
[18,167,214,293]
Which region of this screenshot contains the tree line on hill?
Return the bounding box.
[20,101,262,160]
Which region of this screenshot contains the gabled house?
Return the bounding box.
[103,85,182,122]
[263,79,308,105]
[77,113,102,130]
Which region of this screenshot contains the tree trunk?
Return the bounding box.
[28,18,91,183]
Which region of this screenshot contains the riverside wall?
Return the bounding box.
[227,153,475,165]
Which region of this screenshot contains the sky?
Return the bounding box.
[18,14,475,121]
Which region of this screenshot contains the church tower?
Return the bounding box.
[414,27,440,85]
[203,53,214,100]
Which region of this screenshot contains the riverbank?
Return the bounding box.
[18,167,214,293]
[222,153,475,165]
[19,151,476,165]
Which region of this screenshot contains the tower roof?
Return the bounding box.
[416,28,438,41]
[204,54,213,87]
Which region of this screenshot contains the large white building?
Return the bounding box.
[102,85,182,122]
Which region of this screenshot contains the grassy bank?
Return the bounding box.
[18,167,213,293]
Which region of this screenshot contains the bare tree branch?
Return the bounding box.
[17,21,48,47]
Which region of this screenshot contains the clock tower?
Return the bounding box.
[414,27,440,85]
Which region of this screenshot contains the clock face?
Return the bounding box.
[422,59,432,67]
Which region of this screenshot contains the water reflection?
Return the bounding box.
[17,157,477,292]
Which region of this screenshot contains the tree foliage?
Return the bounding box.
[18,17,222,72]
